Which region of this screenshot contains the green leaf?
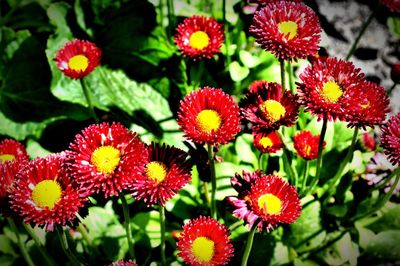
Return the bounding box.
[132,211,160,248]
[388,17,400,39]
[229,61,250,82]
[285,200,326,253]
[239,50,261,68]
[0,235,17,256]
[364,230,400,260]
[366,204,400,232]
[318,233,359,266]
[26,138,51,158]
[235,133,258,168]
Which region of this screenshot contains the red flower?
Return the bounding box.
[253,131,283,154]
[361,132,376,151]
[177,87,241,145]
[54,39,101,79]
[381,0,400,12]
[0,139,29,164]
[297,57,365,121]
[240,81,299,132]
[293,130,325,160]
[174,16,224,60]
[227,171,301,232]
[177,216,234,266]
[380,112,400,166]
[345,81,390,129]
[108,260,137,266]
[10,154,86,231]
[249,1,321,60]
[391,63,400,83]
[68,122,148,198]
[128,142,192,206]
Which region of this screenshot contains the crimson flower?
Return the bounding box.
[253,131,283,154]
[380,112,400,166]
[293,130,325,160]
[0,139,29,164]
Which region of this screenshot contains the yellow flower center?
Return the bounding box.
[189,31,210,50]
[196,109,222,134]
[145,161,167,183]
[304,145,312,157]
[91,146,121,174]
[259,100,286,122]
[0,154,16,163]
[191,236,215,263]
[321,81,343,103]
[68,55,89,72]
[278,21,298,40]
[360,100,370,109]
[259,137,273,148]
[257,193,282,215]
[31,180,62,209]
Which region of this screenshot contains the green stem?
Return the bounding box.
[258,152,264,170]
[278,131,296,185]
[352,168,400,222]
[241,222,258,266]
[166,0,175,39]
[223,0,231,69]
[280,59,286,92]
[323,127,359,200]
[203,181,211,206]
[191,60,205,91]
[287,60,294,93]
[159,0,164,26]
[119,192,135,259]
[208,144,217,219]
[388,81,398,96]
[345,9,376,60]
[159,205,166,266]
[304,117,328,195]
[301,160,310,196]
[80,78,99,123]
[7,218,35,266]
[22,223,56,266]
[56,225,81,266]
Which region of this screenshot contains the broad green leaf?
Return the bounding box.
[132,211,160,248]
[366,204,400,232]
[0,235,16,256]
[364,230,400,260]
[294,258,319,266]
[229,61,249,82]
[319,232,359,266]
[26,138,51,159]
[235,133,258,168]
[388,17,400,39]
[239,50,261,68]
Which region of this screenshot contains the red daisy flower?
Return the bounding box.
[297,57,365,121]
[240,81,300,132]
[0,159,28,216]
[293,130,325,160]
[10,153,86,231]
[174,16,224,60]
[253,130,283,154]
[108,259,137,266]
[345,81,390,129]
[257,0,302,4]
[227,171,301,232]
[54,39,101,79]
[361,132,376,151]
[68,122,148,198]
[380,112,400,166]
[128,142,192,206]
[249,1,321,60]
[0,139,29,164]
[177,87,241,145]
[177,216,234,266]
[381,0,400,12]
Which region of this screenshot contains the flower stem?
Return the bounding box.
[208,144,217,219]
[280,59,286,92]
[287,60,295,93]
[203,181,211,206]
[304,117,328,195]
[388,81,398,96]
[166,0,175,39]
[159,205,167,266]
[345,9,376,60]
[56,225,82,266]
[323,127,359,200]
[223,0,231,69]
[22,223,57,266]
[80,78,99,123]
[300,160,310,196]
[241,222,258,266]
[119,192,135,259]
[7,218,35,266]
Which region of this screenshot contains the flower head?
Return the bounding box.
[177,87,241,145]
[54,39,101,79]
[0,139,29,164]
[253,131,283,154]
[177,216,234,266]
[249,1,321,60]
[345,81,390,129]
[380,112,400,166]
[240,81,299,131]
[227,171,301,232]
[381,0,400,13]
[293,130,325,160]
[297,57,365,121]
[361,132,376,151]
[108,259,137,266]
[10,154,86,231]
[128,142,192,206]
[175,16,224,60]
[68,122,148,198]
